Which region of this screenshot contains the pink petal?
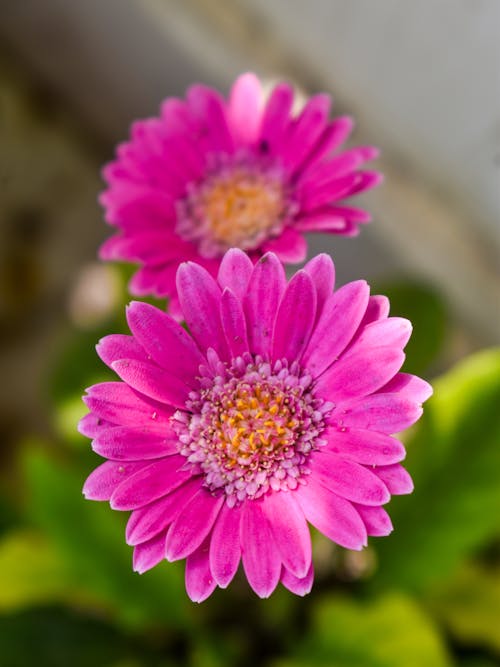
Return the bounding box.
[347,170,383,195]
[354,504,393,537]
[110,455,192,510]
[301,172,367,210]
[360,295,390,326]
[187,84,233,153]
[133,533,166,573]
[83,382,173,429]
[263,492,312,579]
[244,253,286,357]
[295,476,367,550]
[350,318,412,351]
[262,227,307,264]
[272,270,316,363]
[314,346,405,401]
[126,479,200,545]
[374,464,414,495]
[102,191,175,229]
[111,359,191,409]
[379,373,433,403]
[240,500,281,598]
[217,248,254,300]
[78,414,115,438]
[299,116,354,174]
[209,503,242,588]
[324,427,405,465]
[126,301,204,385]
[281,563,314,596]
[82,461,148,501]
[310,451,390,506]
[166,489,224,561]
[227,72,262,145]
[99,232,184,265]
[302,281,370,378]
[176,261,227,359]
[258,83,294,155]
[92,426,178,461]
[220,288,250,358]
[96,334,148,367]
[302,253,335,318]
[337,394,423,434]
[282,93,331,172]
[293,210,350,233]
[185,539,217,603]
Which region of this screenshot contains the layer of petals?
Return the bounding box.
[281,563,314,596]
[380,373,433,403]
[111,359,191,409]
[336,394,423,434]
[373,464,414,495]
[220,288,250,358]
[92,426,178,461]
[83,461,149,501]
[272,271,316,363]
[354,504,393,537]
[217,248,253,300]
[185,539,217,603]
[133,533,166,573]
[302,253,335,318]
[262,227,307,264]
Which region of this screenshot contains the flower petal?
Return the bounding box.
[324,427,405,465]
[310,451,390,506]
[209,503,242,589]
[244,253,286,357]
[96,334,149,367]
[220,288,250,358]
[262,227,307,264]
[272,271,316,363]
[302,253,335,318]
[217,248,254,300]
[379,373,433,403]
[295,476,367,550]
[337,394,423,434]
[126,479,200,545]
[125,301,204,385]
[302,281,370,378]
[111,359,191,409]
[83,461,149,501]
[241,500,281,598]
[350,317,412,351]
[185,539,217,603]
[354,504,393,537]
[314,346,405,401]
[176,261,227,358]
[166,489,224,561]
[133,533,166,573]
[258,83,294,155]
[281,563,314,596]
[263,492,311,579]
[110,455,192,510]
[92,426,178,461]
[227,72,262,144]
[373,464,414,495]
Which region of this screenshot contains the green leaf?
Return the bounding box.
[372,281,447,375]
[0,530,72,611]
[373,348,500,593]
[273,593,452,667]
[22,446,190,631]
[426,562,500,655]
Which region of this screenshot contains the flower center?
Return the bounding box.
[176,154,294,257]
[172,354,331,505]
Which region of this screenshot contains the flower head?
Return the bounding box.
[80,250,431,601]
[100,74,381,315]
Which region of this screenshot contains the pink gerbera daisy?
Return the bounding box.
[99,73,381,315]
[79,250,431,602]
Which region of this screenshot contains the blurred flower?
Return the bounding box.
[80,251,430,601]
[99,73,381,315]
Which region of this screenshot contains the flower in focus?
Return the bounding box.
[79,250,431,602]
[99,73,381,315]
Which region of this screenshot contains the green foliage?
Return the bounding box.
[373,281,447,375]
[426,562,500,655]
[22,446,190,631]
[373,348,500,593]
[274,593,452,667]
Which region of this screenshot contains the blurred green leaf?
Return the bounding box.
[0,606,171,667]
[274,592,452,667]
[0,530,72,611]
[373,348,500,592]
[23,446,191,632]
[373,281,447,375]
[426,562,500,655]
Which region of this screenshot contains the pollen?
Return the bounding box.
[172,354,332,505]
[176,154,296,258]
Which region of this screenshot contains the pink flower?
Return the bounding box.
[99,73,381,315]
[80,251,431,602]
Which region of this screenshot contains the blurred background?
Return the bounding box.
[0,1,499,665]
